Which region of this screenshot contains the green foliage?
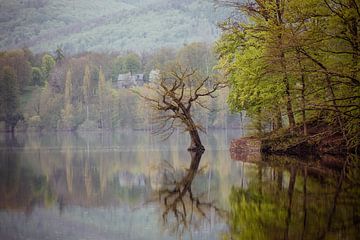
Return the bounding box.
[31,67,44,86]
[0,66,22,131]
[60,69,74,130]
[39,83,63,130]
[55,46,65,63]
[0,0,229,54]
[0,66,19,116]
[98,67,106,128]
[82,65,91,104]
[0,49,32,91]
[222,164,360,240]
[217,0,360,148]
[176,42,216,76]
[41,54,55,81]
[112,53,141,78]
[144,48,176,74]
[1,44,241,132]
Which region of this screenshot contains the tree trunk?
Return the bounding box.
[283,71,296,132]
[182,108,204,151]
[274,106,283,130]
[188,129,204,151]
[275,0,296,132]
[296,50,307,135]
[301,83,307,136]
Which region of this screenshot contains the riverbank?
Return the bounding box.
[230,121,351,167]
[261,121,348,156]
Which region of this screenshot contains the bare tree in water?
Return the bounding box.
[134,65,225,151]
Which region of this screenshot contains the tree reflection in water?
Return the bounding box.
[223,154,360,240]
[1,133,359,239]
[156,149,225,237]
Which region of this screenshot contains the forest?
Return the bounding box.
[0,0,358,153]
[216,0,360,154]
[0,43,241,133]
[0,0,229,53]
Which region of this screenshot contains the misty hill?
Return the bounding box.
[0,0,228,54]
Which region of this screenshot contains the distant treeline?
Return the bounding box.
[0,43,242,132]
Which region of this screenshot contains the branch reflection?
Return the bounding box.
[156,149,225,237]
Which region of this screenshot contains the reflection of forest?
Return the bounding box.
[0,131,238,213]
[2,132,357,239]
[223,155,360,240]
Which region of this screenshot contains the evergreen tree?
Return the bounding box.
[55,46,65,64]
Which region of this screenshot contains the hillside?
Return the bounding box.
[0,0,228,54]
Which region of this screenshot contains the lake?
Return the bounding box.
[0,131,359,240]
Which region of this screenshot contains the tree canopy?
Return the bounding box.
[216,0,360,150]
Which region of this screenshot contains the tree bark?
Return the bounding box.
[188,129,204,151]
[281,60,296,132]
[275,106,283,130]
[296,51,307,135]
[275,0,296,132]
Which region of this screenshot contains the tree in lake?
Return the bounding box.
[134,66,226,150]
[0,66,23,133]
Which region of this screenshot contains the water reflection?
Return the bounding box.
[156,150,226,237]
[0,132,359,239]
[223,154,360,240]
[0,131,234,239]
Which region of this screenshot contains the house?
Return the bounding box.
[149,69,160,82]
[116,72,146,88]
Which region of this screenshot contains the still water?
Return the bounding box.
[0,131,359,240]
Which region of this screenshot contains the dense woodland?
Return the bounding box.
[0,43,241,132]
[216,0,360,152]
[0,0,228,53]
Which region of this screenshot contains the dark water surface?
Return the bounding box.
[0,131,359,240]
